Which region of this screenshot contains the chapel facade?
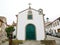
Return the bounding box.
[16,5,45,40]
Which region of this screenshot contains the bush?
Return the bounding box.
[13,35,16,39]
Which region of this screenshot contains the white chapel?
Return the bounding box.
[16,4,45,40]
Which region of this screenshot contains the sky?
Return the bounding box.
[0,0,60,24]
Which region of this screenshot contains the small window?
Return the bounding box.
[28,15,32,19]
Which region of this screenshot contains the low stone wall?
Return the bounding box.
[41,40,56,45]
[12,40,56,45]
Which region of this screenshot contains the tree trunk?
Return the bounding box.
[9,32,12,45]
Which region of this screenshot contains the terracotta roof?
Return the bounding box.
[45,22,51,26]
[45,17,60,26]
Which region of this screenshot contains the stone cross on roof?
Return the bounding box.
[28,3,31,9]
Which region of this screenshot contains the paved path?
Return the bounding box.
[46,35,60,45]
[1,35,60,45]
[19,40,45,45]
[1,41,9,45]
[1,41,45,45]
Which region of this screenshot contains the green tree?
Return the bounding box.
[5,26,15,45]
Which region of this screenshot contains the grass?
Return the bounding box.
[2,39,23,45]
[12,40,23,45]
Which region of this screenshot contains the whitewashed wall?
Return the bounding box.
[45,19,60,35]
[17,9,45,40]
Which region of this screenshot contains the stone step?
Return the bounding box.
[19,40,44,45]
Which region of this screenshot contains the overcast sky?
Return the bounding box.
[0,0,60,24]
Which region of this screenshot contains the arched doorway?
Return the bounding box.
[26,24,36,40]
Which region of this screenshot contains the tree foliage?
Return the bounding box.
[5,26,15,38]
